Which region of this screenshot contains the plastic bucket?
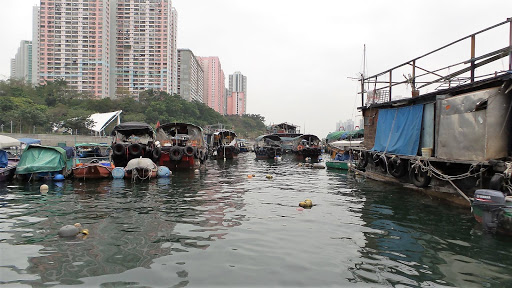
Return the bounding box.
[421,147,432,158]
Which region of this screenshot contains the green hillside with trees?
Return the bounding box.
[0,79,267,139]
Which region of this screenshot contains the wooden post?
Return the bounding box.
[471,35,476,83]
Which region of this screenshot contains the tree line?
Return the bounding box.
[0,79,267,139]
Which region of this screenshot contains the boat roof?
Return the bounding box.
[111,122,154,137]
[255,134,282,142]
[18,138,41,145]
[214,130,237,137]
[0,135,20,149]
[157,122,202,131]
[294,134,320,141]
[16,145,68,174]
[75,143,110,147]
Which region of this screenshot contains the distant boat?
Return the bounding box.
[254,135,282,159]
[291,134,322,159]
[210,130,240,160]
[325,140,363,170]
[238,139,250,152]
[156,122,208,169]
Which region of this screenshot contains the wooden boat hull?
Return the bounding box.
[216,145,239,159]
[326,160,350,170]
[72,164,113,179]
[159,152,200,169]
[0,165,17,182]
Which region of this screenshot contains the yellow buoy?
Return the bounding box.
[299,199,313,208]
[40,184,49,194]
[266,174,273,179]
[81,229,89,235]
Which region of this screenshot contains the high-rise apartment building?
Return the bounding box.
[10,40,33,83]
[226,71,247,115]
[177,49,203,102]
[115,0,178,98]
[38,0,111,98]
[197,56,225,114]
[32,6,40,85]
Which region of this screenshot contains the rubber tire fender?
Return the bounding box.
[409,164,432,187]
[489,174,505,191]
[113,143,125,156]
[388,157,408,178]
[184,145,195,157]
[169,146,184,161]
[128,143,143,157]
[356,151,369,169]
[152,147,161,160]
[379,156,388,173]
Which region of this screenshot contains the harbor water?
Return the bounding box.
[2,153,512,287]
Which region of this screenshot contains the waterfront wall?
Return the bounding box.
[0,133,112,146]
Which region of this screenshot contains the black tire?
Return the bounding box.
[169,146,183,161]
[184,145,195,157]
[490,174,505,191]
[409,165,431,187]
[356,151,369,169]
[379,156,388,173]
[128,143,143,157]
[388,157,408,178]
[113,143,125,156]
[152,147,161,161]
[372,153,381,166]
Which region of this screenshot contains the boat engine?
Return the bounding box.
[473,189,506,232]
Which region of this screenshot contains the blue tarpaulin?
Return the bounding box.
[372,104,424,156]
[0,150,7,168]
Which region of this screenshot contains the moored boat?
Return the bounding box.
[238,139,250,152]
[72,143,114,179]
[156,122,207,169]
[348,18,512,234]
[110,122,161,168]
[0,135,21,182]
[16,145,71,181]
[211,130,240,160]
[291,134,322,159]
[124,157,158,181]
[254,135,282,159]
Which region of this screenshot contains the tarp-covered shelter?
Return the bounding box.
[89,110,122,136]
[0,150,8,168]
[16,145,68,174]
[111,122,154,137]
[372,104,424,156]
[0,135,20,149]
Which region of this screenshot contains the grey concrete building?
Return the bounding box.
[177,49,204,102]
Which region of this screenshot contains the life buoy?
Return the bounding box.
[128,143,142,157]
[113,143,125,156]
[388,157,408,178]
[409,164,431,187]
[169,146,183,161]
[152,147,161,160]
[184,145,195,157]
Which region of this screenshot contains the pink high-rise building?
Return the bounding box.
[38,0,111,98]
[116,0,178,98]
[197,56,225,114]
[227,91,245,116]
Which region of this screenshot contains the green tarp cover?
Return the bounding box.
[16,145,68,174]
[326,131,346,141]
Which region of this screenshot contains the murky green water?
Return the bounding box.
[2,153,512,287]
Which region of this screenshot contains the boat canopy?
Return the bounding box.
[156,122,205,146]
[326,129,364,142]
[125,157,157,171]
[111,122,154,137]
[292,134,320,146]
[255,134,282,142]
[75,143,111,147]
[214,130,237,138]
[16,145,68,174]
[18,138,41,145]
[0,135,20,149]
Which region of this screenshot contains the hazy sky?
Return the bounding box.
[1,0,511,138]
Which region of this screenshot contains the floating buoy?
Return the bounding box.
[299,199,313,208]
[40,184,49,194]
[58,223,89,238]
[266,174,273,179]
[247,175,253,179]
[312,163,325,169]
[112,167,125,179]
[157,166,171,178]
[53,174,65,181]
